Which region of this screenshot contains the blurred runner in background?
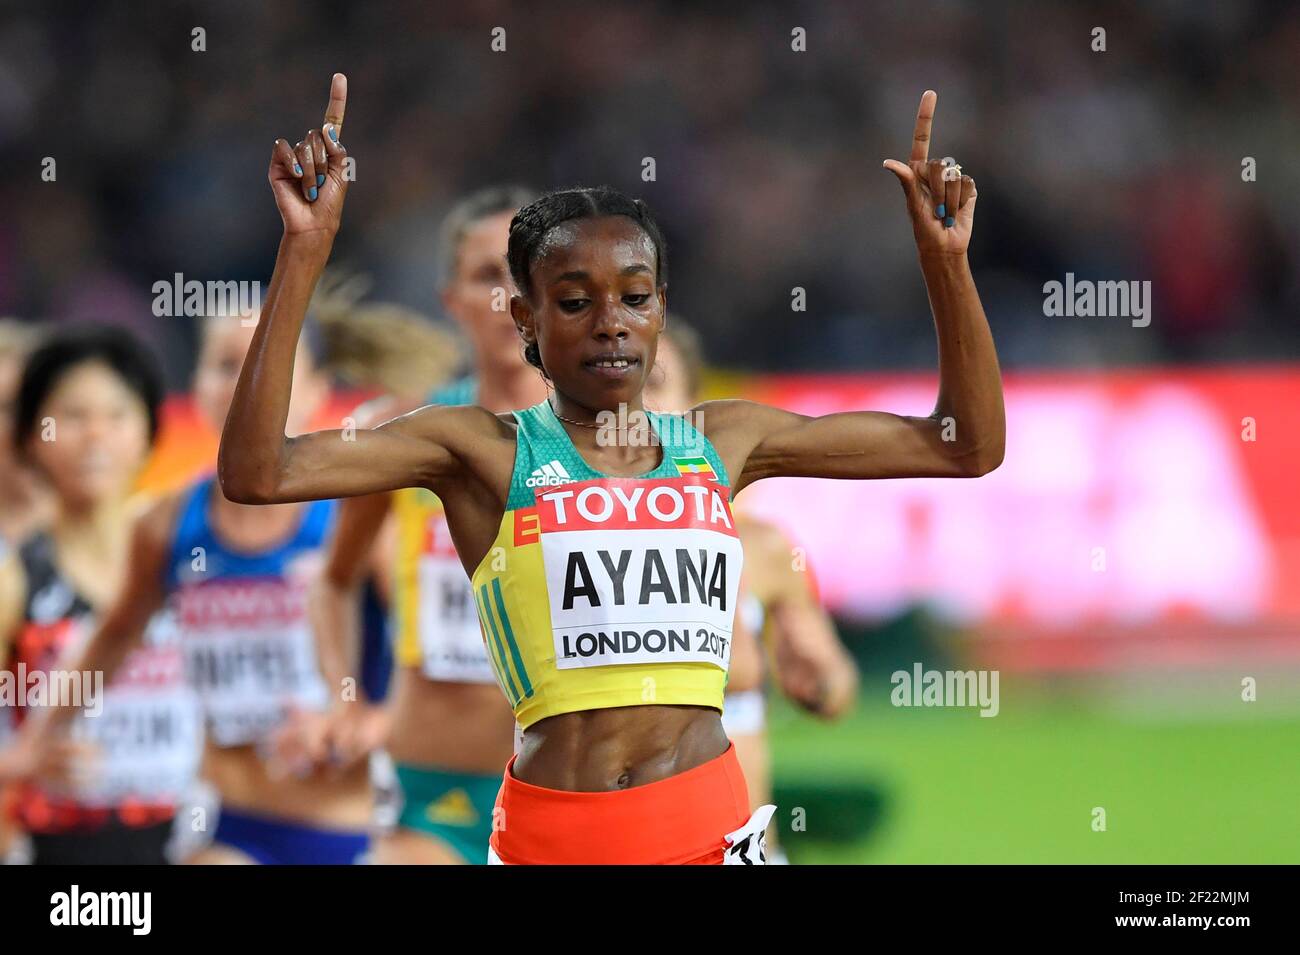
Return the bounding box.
[5,298,450,863]
[0,324,202,864]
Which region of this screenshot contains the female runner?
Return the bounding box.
[8,308,444,864]
[221,76,1003,864]
[0,325,202,864]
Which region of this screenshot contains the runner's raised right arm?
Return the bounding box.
[218,74,483,505]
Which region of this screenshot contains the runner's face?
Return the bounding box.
[518,216,664,410]
[644,337,694,414]
[27,362,151,508]
[195,317,323,436]
[444,211,521,374]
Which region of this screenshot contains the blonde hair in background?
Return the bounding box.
[305,270,464,401]
[660,314,706,400]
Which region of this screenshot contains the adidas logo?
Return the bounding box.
[525,460,574,487]
[425,788,478,827]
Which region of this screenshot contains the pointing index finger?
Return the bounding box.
[909,90,937,164]
[323,72,347,136]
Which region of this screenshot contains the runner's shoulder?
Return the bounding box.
[378,402,519,450]
[131,489,189,559]
[736,514,797,593]
[0,540,25,639]
[737,512,792,556]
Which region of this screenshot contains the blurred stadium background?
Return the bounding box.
[2,1,1297,862]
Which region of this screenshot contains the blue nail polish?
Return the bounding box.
[935,204,946,219]
[308,186,318,201]
[943,216,955,228]
[328,126,337,142]
[293,163,302,176]
[316,174,325,187]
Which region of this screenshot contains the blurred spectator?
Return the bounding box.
[0,0,1295,380]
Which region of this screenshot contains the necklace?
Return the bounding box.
[548,397,601,429]
[548,398,658,442]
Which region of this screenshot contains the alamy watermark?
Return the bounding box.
[152,273,261,318]
[596,402,706,453]
[50,885,151,935]
[0,664,104,716]
[1043,272,1151,327]
[890,663,999,717]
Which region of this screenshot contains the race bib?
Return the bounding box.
[67,679,203,807]
[415,514,496,684]
[176,578,328,747]
[536,476,742,670]
[62,612,203,807]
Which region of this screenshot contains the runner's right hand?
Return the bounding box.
[269,73,350,238]
[321,702,390,774]
[265,703,332,778]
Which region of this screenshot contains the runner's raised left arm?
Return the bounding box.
[718,90,1003,492]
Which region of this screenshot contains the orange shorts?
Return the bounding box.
[489,742,754,865]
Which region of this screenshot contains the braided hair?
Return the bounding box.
[507,186,668,380]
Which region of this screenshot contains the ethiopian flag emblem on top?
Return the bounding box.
[672,455,717,480]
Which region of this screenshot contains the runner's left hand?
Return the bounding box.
[882,90,977,257]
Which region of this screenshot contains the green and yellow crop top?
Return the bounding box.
[469,399,742,729]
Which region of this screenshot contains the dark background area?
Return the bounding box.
[1,0,1296,389]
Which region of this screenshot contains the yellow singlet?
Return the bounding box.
[469,399,743,729]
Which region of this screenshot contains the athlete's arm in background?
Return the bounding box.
[218,75,495,507]
[711,91,1004,493]
[0,499,176,783]
[311,492,390,700]
[270,394,409,774]
[292,490,394,773]
[0,555,37,784]
[725,603,765,694]
[307,398,414,696]
[750,522,859,719]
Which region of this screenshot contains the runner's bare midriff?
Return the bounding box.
[514,704,728,792]
[202,742,371,828]
[385,667,517,772]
